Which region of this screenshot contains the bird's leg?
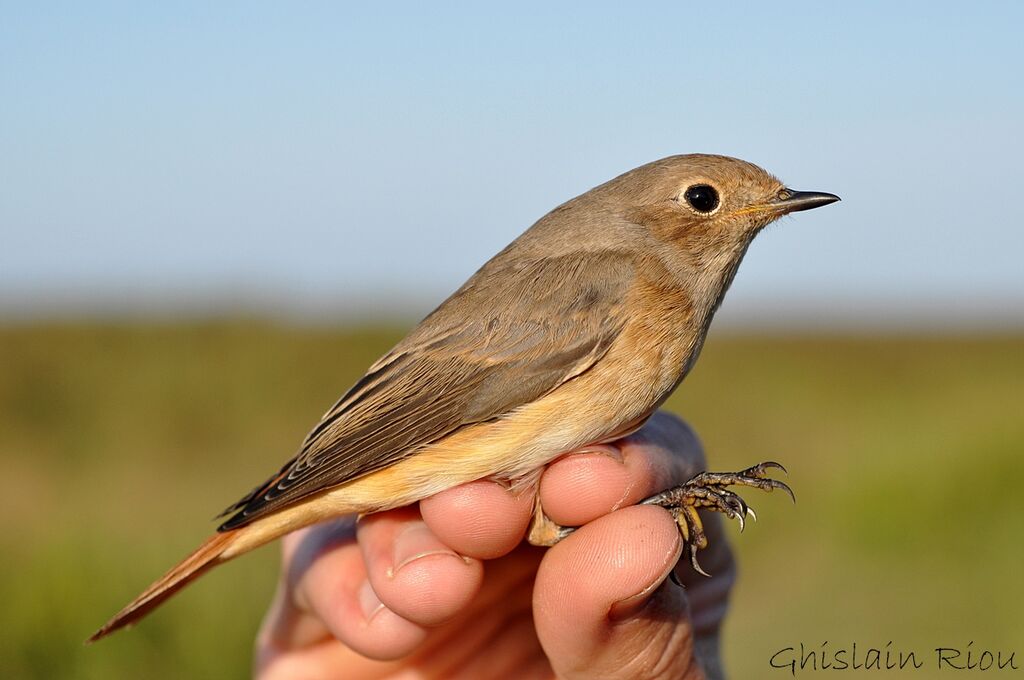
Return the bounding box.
[523,443,622,546]
[641,461,795,578]
[526,493,576,547]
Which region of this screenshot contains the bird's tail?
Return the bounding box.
[87,529,241,643]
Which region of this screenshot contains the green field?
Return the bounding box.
[2,322,1022,678]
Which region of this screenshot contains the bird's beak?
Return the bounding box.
[771,189,841,215]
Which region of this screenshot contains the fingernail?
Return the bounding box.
[578,444,625,465]
[609,587,658,620]
[389,522,464,577]
[358,580,385,622]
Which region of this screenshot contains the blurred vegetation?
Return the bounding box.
[1,321,1021,678]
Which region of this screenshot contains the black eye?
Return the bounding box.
[683,184,719,213]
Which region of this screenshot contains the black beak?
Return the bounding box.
[773,189,841,214]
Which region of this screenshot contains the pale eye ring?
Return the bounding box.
[683,184,720,213]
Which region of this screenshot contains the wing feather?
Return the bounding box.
[218,250,634,529]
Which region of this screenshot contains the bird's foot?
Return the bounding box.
[526,460,794,562]
[640,461,795,580]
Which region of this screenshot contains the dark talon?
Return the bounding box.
[718,492,747,531]
[689,543,711,578]
[770,479,797,503]
[721,491,748,518]
[751,460,788,476]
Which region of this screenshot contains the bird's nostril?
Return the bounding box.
[776,188,793,201]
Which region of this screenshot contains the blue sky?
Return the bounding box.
[2,2,1022,326]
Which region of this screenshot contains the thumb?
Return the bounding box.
[533,505,705,680]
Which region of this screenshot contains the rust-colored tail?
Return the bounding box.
[88,529,241,642]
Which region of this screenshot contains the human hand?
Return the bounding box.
[255,411,735,679]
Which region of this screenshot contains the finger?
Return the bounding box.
[357,505,485,626]
[257,603,405,680]
[270,520,429,661]
[533,505,702,679]
[259,522,352,652]
[540,414,704,528]
[420,478,536,559]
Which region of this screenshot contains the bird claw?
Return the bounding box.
[641,460,794,580]
[689,543,711,578]
[754,460,788,476]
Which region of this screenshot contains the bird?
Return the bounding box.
[90,153,839,641]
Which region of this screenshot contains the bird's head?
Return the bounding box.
[552,153,842,315]
[602,154,840,253]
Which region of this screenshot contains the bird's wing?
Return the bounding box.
[218,250,634,529]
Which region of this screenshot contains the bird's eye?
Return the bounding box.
[683,184,720,213]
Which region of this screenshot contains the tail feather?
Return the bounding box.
[87,530,240,643]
